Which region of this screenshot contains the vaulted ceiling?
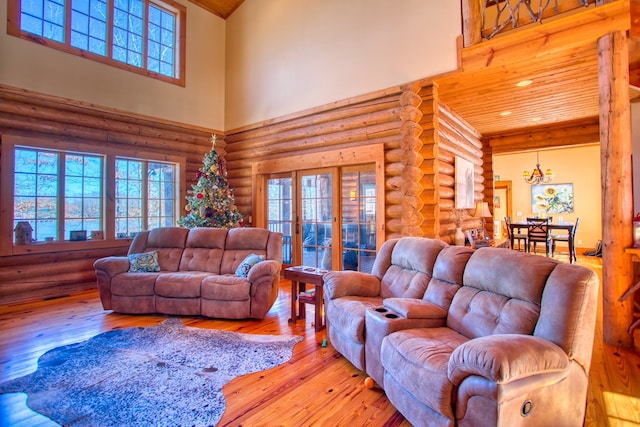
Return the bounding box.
[195,1,639,140]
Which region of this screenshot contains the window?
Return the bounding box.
[4,135,182,251]
[7,0,186,85]
[115,158,176,237]
[14,147,104,242]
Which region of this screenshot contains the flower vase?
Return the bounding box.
[454,227,465,246]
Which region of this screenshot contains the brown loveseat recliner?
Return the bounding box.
[94,226,283,319]
[323,237,448,371]
[325,239,599,427]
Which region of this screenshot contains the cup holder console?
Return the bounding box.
[371,306,401,320]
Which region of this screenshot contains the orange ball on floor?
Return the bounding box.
[364,377,375,389]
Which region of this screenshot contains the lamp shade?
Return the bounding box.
[474,202,492,218]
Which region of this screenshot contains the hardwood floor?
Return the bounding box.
[0,254,638,426]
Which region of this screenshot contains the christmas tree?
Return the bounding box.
[178,135,244,229]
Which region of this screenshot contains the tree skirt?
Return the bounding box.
[0,318,303,426]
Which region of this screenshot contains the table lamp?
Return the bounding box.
[474,201,492,240]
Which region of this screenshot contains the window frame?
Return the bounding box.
[0,134,185,256]
[6,0,186,86]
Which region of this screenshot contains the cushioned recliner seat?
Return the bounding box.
[380,248,599,427]
[323,237,447,371]
[364,245,474,388]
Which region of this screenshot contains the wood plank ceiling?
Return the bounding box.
[197,1,639,141]
[187,0,244,19]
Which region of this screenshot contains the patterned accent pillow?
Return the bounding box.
[128,250,160,272]
[235,253,265,277]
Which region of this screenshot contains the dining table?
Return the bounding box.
[508,220,576,258]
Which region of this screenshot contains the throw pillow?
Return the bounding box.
[235,253,265,277]
[128,250,160,272]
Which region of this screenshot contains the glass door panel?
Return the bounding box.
[341,166,376,273]
[266,175,293,266]
[300,172,333,270]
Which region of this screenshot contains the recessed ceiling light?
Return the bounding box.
[500,111,512,116]
[530,117,542,122]
[516,80,533,87]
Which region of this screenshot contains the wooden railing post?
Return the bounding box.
[598,30,634,347]
[461,0,483,47]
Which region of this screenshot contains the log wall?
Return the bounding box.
[225,83,485,245]
[0,82,487,303]
[0,84,216,303]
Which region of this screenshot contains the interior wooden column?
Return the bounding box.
[461,0,482,47]
[598,30,634,347]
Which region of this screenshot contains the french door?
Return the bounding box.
[265,165,377,273]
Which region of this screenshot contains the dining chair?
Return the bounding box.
[505,216,527,251]
[526,217,551,256]
[551,217,580,263]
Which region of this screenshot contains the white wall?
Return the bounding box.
[493,145,602,249]
[224,0,460,130]
[0,0,226,130]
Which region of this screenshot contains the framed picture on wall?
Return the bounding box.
[455,156,475,209]
[531,183,574,214]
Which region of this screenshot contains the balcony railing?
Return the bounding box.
[463,0,596,46]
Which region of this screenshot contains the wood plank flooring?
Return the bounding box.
[0,254,638,426]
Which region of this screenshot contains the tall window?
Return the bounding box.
[14,147,104,242]
[7,0,186,85]
[115,158,176,237]
[115,158,176,238]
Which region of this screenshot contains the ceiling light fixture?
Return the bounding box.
[523,152,553,185]
[500,111,512,116]
[516,79,533,87]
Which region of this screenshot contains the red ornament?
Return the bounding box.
[196,193,204,199]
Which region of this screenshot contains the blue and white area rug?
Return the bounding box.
[0,318,303,426]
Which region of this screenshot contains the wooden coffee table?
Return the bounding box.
[285,266,327,332]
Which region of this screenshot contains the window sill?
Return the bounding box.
[11,239,132,255]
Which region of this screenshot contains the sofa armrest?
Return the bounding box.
[93,256,130,277]
[383,298,448,319]
[323,270,381,300]
[448,334,569,385]
[247,259,280,282]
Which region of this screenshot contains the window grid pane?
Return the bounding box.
[17,0,182,81]
[21,0,66,42]
[115,158,144,237]
[112,0,145,68]
[64,153,104,239]
[14,148,60,242]
[147,4,175,78]
[71,0,107,55]
[147,162,175,228]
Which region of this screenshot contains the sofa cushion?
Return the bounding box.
[155,272,211,298]
[111,273,159,296]
[380,237,447,298]
[422,246,474,310]
[235,253,265,277]
[178,228,228,273]
[129,227,188,272]
[449,247,558,339]
[327,296,383,344]
[382,327,469,420]
[201,275,251,301]
[220,228,271,275]
[128,250,160,272]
